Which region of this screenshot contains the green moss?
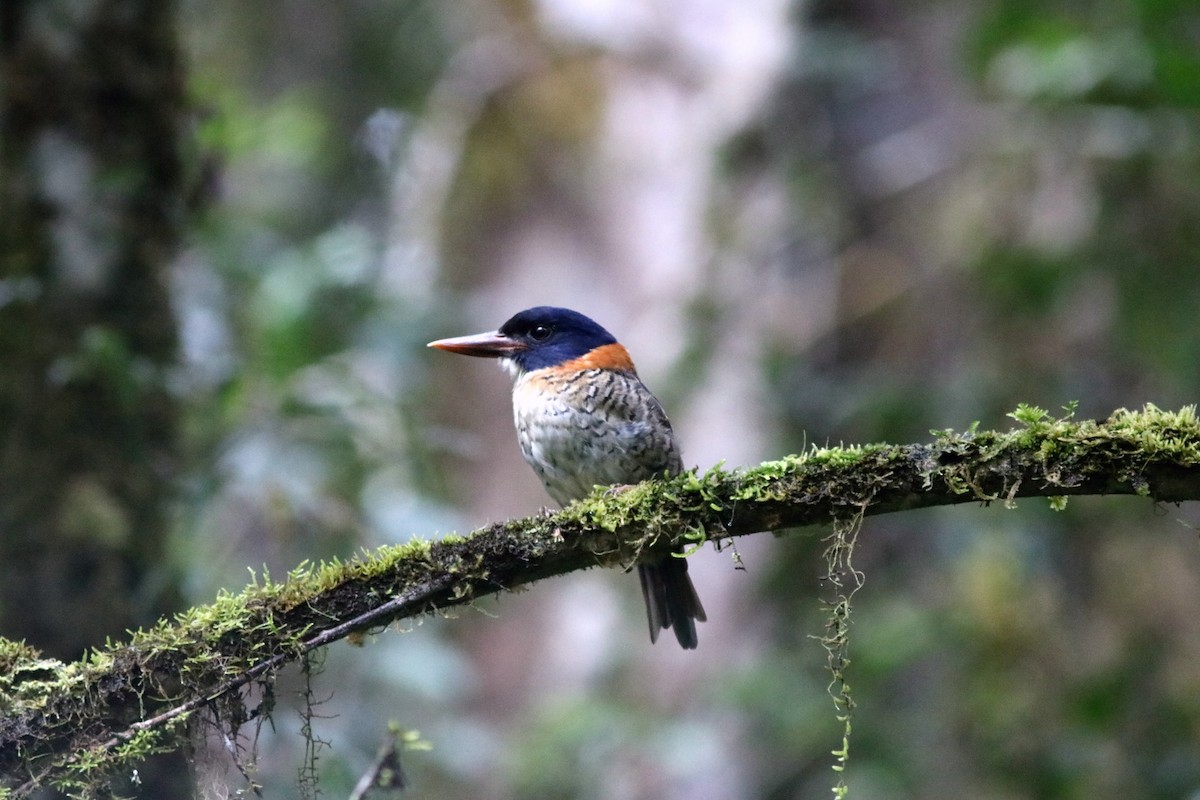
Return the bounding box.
[51,713,194,797]
[8,402,1200,794]
[1106,404,1200,462]
[0,637,49,676]
[1008,402,1050,428]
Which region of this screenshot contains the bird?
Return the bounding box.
[428,306,706,649]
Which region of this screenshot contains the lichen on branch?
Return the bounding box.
[2,404,1199,796]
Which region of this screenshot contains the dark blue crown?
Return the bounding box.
[499,306,618,371]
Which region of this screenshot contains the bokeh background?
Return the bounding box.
[6,0,1200,797]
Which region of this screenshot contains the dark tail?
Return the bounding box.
[638,556,707,649]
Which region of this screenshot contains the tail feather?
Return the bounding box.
[638,556,706,649]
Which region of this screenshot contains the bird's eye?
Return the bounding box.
[529,325,552,341]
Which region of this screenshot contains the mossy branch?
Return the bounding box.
[3,404,1200,794]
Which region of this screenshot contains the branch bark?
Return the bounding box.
[2,404,1198,794]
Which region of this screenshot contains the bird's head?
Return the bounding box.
[428,306,634,376]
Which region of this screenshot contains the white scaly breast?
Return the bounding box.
[508,365,682,506]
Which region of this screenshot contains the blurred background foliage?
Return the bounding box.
[8,0,1200,796]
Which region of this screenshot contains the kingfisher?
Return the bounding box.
[428,306,706,649]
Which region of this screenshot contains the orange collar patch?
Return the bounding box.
[559,342,636,373]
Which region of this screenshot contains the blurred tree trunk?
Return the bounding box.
[0,1,191,796]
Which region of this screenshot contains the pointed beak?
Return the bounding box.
[427,330,526,358]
